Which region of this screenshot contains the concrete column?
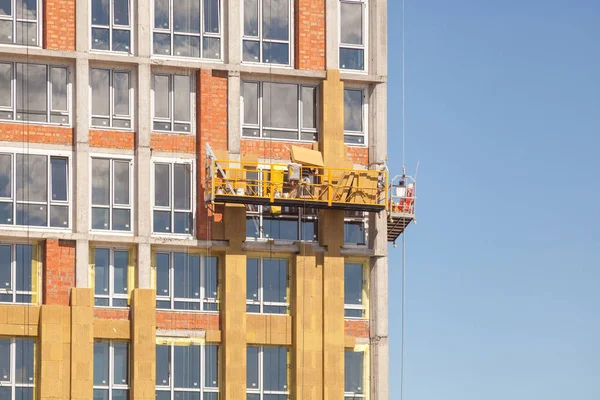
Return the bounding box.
[136,0,152,57]
[131,289,157,400]
[70,288,94,400]
[325,0,339,69]
[369,254,389,400]
[228,71,241,155]
[369,0,388,77]
[226,0,241,65]
[293,248,323,400]
[368,83,387,167]
[75,0,89,52]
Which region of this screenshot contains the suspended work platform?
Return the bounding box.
[387,175,416,243]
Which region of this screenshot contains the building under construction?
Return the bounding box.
[0,0,414,399]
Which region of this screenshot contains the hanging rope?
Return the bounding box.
[400,1,407,400]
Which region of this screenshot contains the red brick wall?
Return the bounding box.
[156,311,220,330]
[295,0,325,70]
[345,319,370,339]
[43,239,75,306]
[196,70,228,240]
[94,308,131,320]
[90,130,135,150]
[44,0,75,50]
[346,146,369,165]
[151,133,196,153]
[0,123,72,145]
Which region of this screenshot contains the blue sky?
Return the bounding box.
[386,1,600,399]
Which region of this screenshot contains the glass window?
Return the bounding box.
[0,244,34,304]
[94,247,129,308]
[153,161,193,235]
[246,346,289,399]
[90,68,132,129]
[343,88,365,145]
[246,258,288,315]
[344,211,366,245]
[344,350,365,398]
[94,341,129,400]
[0,152,69,228]
[344,262,365,318]
[339,0,366,71]
[152,0,221,59]
[0,338,35,398]
[155,252,218,312]
[155,343,219,399]
[243,0,291,65]
[91,157,132,232]
[0,0,40,46]
[242,81,318,141]
[152,73,193,133]
[0,62,69,124]
[91,0,132,52]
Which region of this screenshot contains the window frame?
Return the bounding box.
[343,86,368,146]
[151,71,196,134]
[0,337,35,399]
[246,205,318,242]
[0,61,71,126]
[0,148,72,231]
[151,0,223,60]
[151,158,195,237]
[338,0,368,73]
[241,0,294,67]
[93,246,131,308]
[93,340,130,400]
[344,349,366,399]
[344,211,367,246]
[90,67,134,130]
[344,261,368,319]
[241,80,319,142]
[246,345,290,399]
[90,0,134,53]
[246,257,289,315]
[0,243,38,305]
[0,0,42,47]
[154,251,219,312]
[89,154,134,233]
[155,342,220,399]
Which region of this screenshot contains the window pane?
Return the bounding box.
[243,0,258,36]
[154,163,170,207]
[173,0,200,33]
[263,217,298,241]
[15,244,32,292]
[345,351,364,393]
[153,210,170,233]
[113,72,130,116]
[246,346,259,389]
[114,250,128,295]
[91,69,110,117]
[154,75,170,119]
[263,347,287,392]
[263,0,289,40]
[92,28,110,50]
[51,157,68,202]
[153,32,171,55]
[174,345,201,388]
[114,0,129,25]
[0,153,11,198]
[340,48,365,71]
[112,209,130,230]
[0,63,10,108]
[93,389,108,400]
[113,343,128,385]
[15,339,34,384]
[263,259,286,304]
[302,86,316,129]
[0,0,11,16]
[15,203,46,226]
[242,40,259,62]
[246,258,259,303]
[340,2,363,45]
[156,253,170,297]
[262,42,289,65]
[242,82,258,125]
[204,0,220,33]
[173,75,191,122]
[173,212,191,234]
[92,208,109,230]
[92,159,110,205]
[344,220,365,245]
[203,37,221,59]
[0,246,10,290]
[51,67,68,111]
[204,256,218,299]
[16,154,47,202]
[173,163,191,210]
[174,35,200,58]
[16,63,47,115]
[174,253,200,299]
[344,89,363,132]
[263,83,297,129]
[344,263,363,306]
[0,21,10,44]
[94,248,109,297]
[154,0,169,29]
[91,0,109,25]
[112,29,131,52]
[156,345,169,386]
[94,342,109,386]
[112,390,128,400]
[205,345,218,387]
[0,339,9,380]
[113,160,130,205]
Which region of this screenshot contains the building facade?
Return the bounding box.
[0,0,389,399]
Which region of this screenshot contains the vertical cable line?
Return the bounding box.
[400,1,407,400]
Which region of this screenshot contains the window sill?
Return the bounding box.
[151,54,224,63]
[156,308,219,314]
[241,136,317,144]
[0,120,72,129]
[90,126,134,132]
[0,225,71,233]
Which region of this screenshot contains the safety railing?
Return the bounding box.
[205,159,389,212]
[388,175,416,216]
